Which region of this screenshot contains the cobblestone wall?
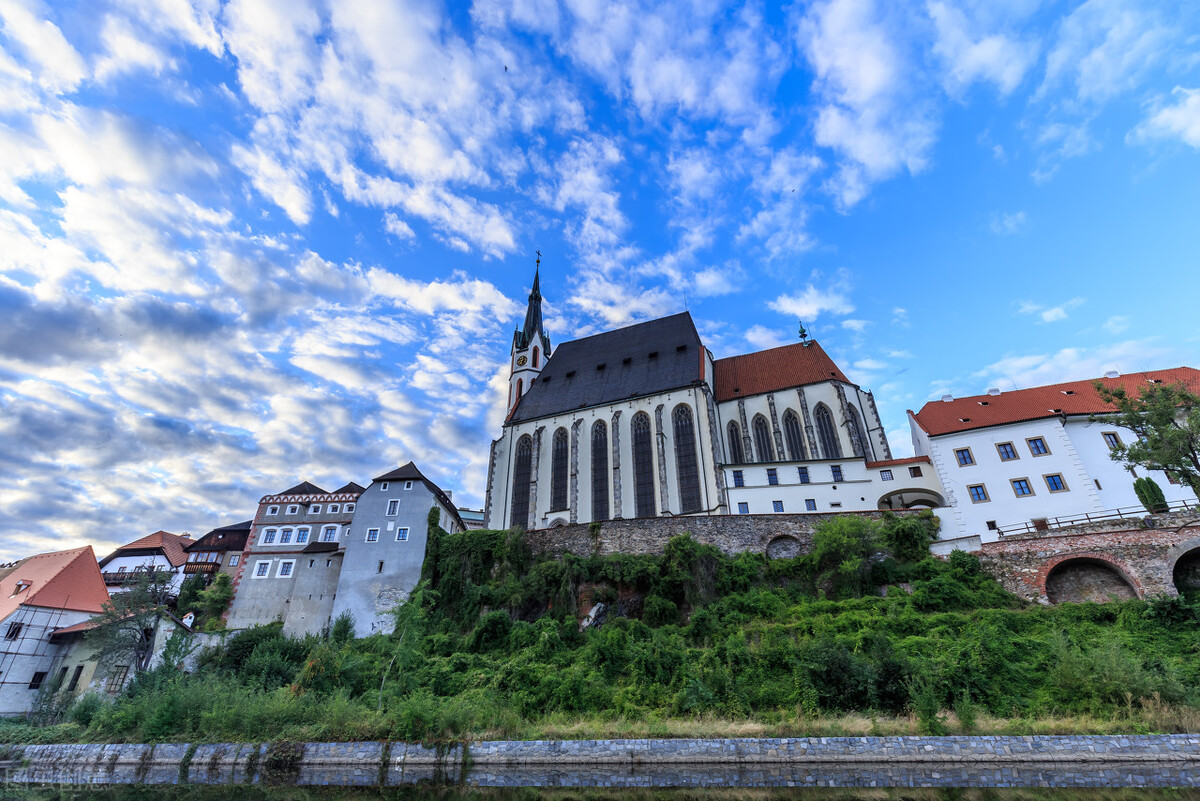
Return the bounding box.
[6,734,1200,788]
[522,510,922,558]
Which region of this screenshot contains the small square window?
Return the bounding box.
[968,484,989,503]
[254,561,270,578]
[5,622,23,640]
[366,528,380,542]
[986,520,997,531]
[296,528,309,544]
[732,470,744,487]
[804,499,817,511]
[377,561,385,573]
[831,465,843,482]
[386,499,399,516]
[381,482,389,491]
[106,665,129,693]
[797,467,810,484]
[1027,437,1049,456]
[396,527,409,542]
[1044,474,1067,492]
[405,481,414,490]
[955,448,974,466]
[286,505,299,514]
[1012,478,1034,497]
[266,506,279,516]
[772,500,784,513]
[262,529,276,544]
[767,468,778,486]
[345,503,355,512]
[329,504,340,513]
[1103,432,1122,450]
[880,469,893,481]
[229,554,240,567]
[278,561,294,577]
[909,466,922,477]
[10,580,30,597]
[322,526,338,542]
[737,502,749,514]
[29,671,47,691]
[996,442,1018,461]
[309,504,321,514]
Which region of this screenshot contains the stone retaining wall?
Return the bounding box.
[5,734,1200,787]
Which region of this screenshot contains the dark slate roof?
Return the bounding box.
[509,312,705,424]
[303,541,341,554]
[333,482,365,495]
[279,481,328,496]
[372,462,464,531]
[185,520,252,553]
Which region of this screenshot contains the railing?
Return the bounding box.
[101,569,176,585]
[997,498,1199,537]
[183,562,218,574]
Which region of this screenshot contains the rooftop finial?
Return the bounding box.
[536,249,541,269]
[798,319,810,345]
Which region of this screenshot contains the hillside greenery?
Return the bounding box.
[4,510,1200,745]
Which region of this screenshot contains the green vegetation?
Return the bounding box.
[5,511,1200,745]
[1094,379,1200,498]
[1134,477,1169,514]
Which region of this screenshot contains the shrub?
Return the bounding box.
[1134,476,1169,513]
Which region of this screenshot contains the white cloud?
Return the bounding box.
[990,210,1026,235]
[854,358,888,370]
[692,265,743,298]
[93,15,173,82]
[769,281,854,321]
[1130,87,1200,149]
[1017,297,1084,323]
[744,324,790,350]
[0,0,86,93]
[383,212,415,241]
[1104,315,1130,334]
[928,1,1037,96]
[842,318,868,332]
[970,339,1180,392]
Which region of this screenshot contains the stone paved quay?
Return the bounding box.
[4,736,1199,788]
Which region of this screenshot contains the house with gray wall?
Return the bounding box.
[225,480,364,637]
[330,463,464,636]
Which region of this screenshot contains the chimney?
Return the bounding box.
[940,394,953,403]
[987,387,1001,396]
[1103,370,1120,379]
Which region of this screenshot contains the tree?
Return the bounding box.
[196,573,233,629]
[1093,381,1200,500]
[1134,476,1169,514]
[85,570,174,675]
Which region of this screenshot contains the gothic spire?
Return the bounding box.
[514,255,550,353]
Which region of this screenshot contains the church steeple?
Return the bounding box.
[508,256,551,417]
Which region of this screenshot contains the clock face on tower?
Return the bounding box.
[516,355,528,366]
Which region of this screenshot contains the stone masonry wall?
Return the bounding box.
[522,510,926,558]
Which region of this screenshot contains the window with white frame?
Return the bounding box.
[296,528,309,544]
[261,529,277,544]
[405,481,413,490]
[797,466,810,484]
[309,504,321,514]
[322,526,338,542]
[277,560,295,578]
[396,527,409,542]
[386,499,399,516]
[732,470,744,487]
[772,500,784,513]
[766,468,778,486]
[366,528,380,542]
[831,465,843,482]
[253,561,271,578]
[329,504,340,513]
[804,499,817,511]
[229,554,240,567]
[279,528,292,544]
[381,482,389,491]
[266,506,279,515]
[286,505,299,514]
[345,503,355,512]
[880,469,894,481]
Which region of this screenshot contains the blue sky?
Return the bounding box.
[2,0,1199,561]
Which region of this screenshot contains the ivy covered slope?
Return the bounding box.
[6,510,1200,745]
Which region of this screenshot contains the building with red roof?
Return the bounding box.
[909,368,1200,543]
[0,546,111,715]
[98,530,194,598]
[485,272,946,530]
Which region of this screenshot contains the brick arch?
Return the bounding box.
[1167,535,1200,597]
[1038,551,1144,602]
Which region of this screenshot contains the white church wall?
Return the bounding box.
[1063,417,1197,509]
[722,458,944,516]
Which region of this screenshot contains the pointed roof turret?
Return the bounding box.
[513,263,551,353]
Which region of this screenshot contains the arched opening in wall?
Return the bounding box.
[673,404,702,514]
[1172,547,1200,601]
[1045,558,1138,604]
[877,489,945,510]
[782,409,806,461]
[752,414,775,462]
[592,420,610,522]
[510,435,533,529]
[550,427,568,511]
[814,404,841,459]
[767,535,802,560]
[515,378,523,400]
[846,406,866,458]
[632,412,656,518]
[727,421,745,464]
[532,347,540,368]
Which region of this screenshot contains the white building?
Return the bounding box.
[97,530,193,598]
[484,271,945,530]
[909,368,1200,542]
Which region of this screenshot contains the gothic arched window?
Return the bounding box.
[727,421,745,464]
[814,404,842,459]
[516,378,523,399]
[673,405,702,514]
[632,412,656,518]
[846,406,865,457]
[550,427,568,511]
[752,414,775,462]
[783,409,806,461]
[511,435,533,528]
[591,420,609,522]
[532,346,540,368]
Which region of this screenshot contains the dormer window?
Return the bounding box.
[1061,390,1075,395]
[676,345,687,352]
[622,357,632,365]
[597,363,606,371]
[10,581,30,597]
[309,504,321,514]
[266,506,279,516]
[648,351,658,359]
[565,370,575,378]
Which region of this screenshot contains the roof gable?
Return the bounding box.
[333,482,365,495]
[280,481,328,496]
[371,462,464,531]
[509,312,705,423]
[912,367,1200,436]
[713,340,850,402]
[186,520,252,553]
[101,530,192,567]
[0,546,109,621]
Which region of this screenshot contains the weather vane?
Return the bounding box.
[536,249,542,268]
[798,319,809,344]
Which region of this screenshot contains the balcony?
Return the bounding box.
[183,562,219,574]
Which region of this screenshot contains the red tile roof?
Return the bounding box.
[912,368,1200,437]
[0,546,110,622]
[713,341,850,402]
[102,530,193,568]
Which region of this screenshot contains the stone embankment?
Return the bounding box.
[4,735,1199,787]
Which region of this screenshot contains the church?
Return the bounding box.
[483,272,946,530]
